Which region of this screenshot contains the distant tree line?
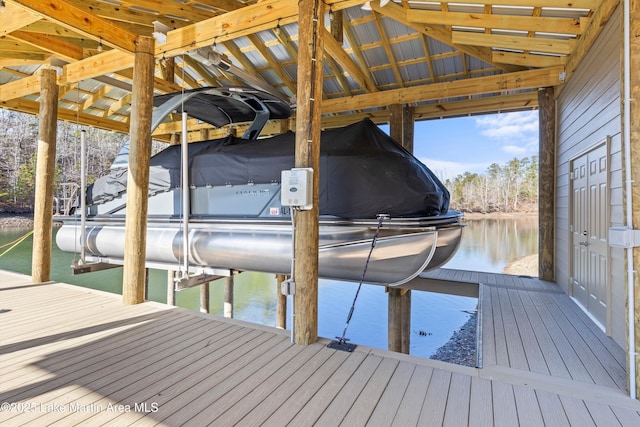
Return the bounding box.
[1,110,538,214]
[445,156,539,213]
[0,110,130,212]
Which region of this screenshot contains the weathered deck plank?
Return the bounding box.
[468,376,493,426]
[389,364,433,427]
[443,372,472,426]
[366,361,415,426]
[1,269,640,427]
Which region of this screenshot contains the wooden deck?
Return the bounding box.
[1,269,639,426]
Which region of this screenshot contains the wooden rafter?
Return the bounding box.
[341,16,377,92]
[0,0,613,134]
[564,0,619,80]
[0,97,131,133]
[158,0,299,57]
[424,0,596,8]
[8,0,139,53]
[0,1,41,36]
[322,28,377,93]
[181,55,222,87]
[371,0,525,73]
[370,9,404,88]
[247,34,296,95]
[493,51,567,67]
[8,31,84,62]
[408,10,586,35]
[452,32,576,55]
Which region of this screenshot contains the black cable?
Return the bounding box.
[333,213,389,347]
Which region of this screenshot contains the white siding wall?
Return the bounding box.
[556,6,625,346]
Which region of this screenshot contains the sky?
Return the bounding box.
[381,110,540,182]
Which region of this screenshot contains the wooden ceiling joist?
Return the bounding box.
[8,31,84,62]
[0,0,614,136]
[0,97,130,133]
[408,10,586,35]
[426,0,597,8]
[0,2,41,36]
[493,51,567,67]
[322,28,377,92]
[8,0,139,53]
[452,32,576,56]
[158,0,299,58]
[371,0,524,73]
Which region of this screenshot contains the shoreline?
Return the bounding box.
[462,211,538,220]
[0,213,34,228]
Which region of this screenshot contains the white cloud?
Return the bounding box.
[503,145,528,155]
[420,157,490,181]
[475,111,538,156]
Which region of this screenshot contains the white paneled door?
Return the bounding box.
[571,143,609,327]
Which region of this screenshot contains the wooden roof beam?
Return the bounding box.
[246,34,297,95]
[60,49,134,85]
[322,28,377,92]
[408,10,587,35]
[493,51,567,68]
[0,57,48,67]
[342,13,377,92]
[564,0,619,82]
[452,32,576,55]
[370,0,524,73]
[418,0,597,8]
[0,97,130,133]
[0,73,41,101]
[319,91,539,128]
[369,9,404,88]
[8,31,84,62]
[322,66,565,113]
[158,0,299,57]
[8,0,138,53]
[0,1,41,36]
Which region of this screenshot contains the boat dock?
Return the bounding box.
[1,269,639,426]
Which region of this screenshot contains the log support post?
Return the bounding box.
[167,271,176,306]
[224,277,234,318]
[276,274,288,329]
[122,36,155,305]
[387,104,414,354]
[31,67,59,283]
[200,282,210,314]
[538,87,556,282]
[389,103,415,152]
[293,0,325,345]
[388,288,411,353]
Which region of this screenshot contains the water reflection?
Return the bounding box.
[445,214,538,273]
[0,215,537,358]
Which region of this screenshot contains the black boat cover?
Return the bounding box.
[87,119,450,218]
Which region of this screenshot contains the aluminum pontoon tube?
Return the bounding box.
[55,218,461,286]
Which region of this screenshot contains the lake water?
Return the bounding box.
[0,215,537,358]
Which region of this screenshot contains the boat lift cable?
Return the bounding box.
[328,213,389,352]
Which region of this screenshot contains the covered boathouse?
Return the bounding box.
[2,0,640,424]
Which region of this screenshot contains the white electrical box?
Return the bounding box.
[609,226,640,248]
[281,168,313,210]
